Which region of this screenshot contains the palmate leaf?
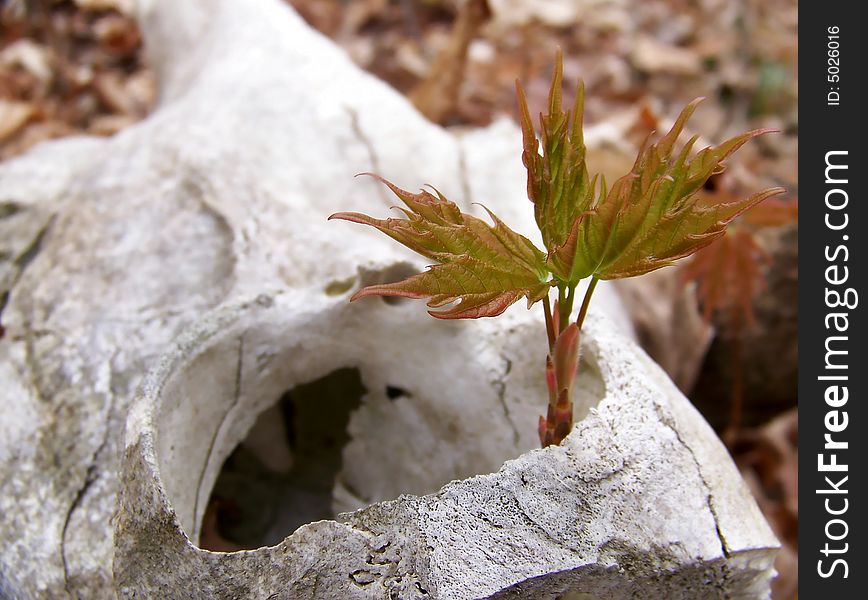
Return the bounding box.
[539,97,786,281]
[517,49,596,266]
[681,228,765,330]
[332,50,786,449]
[682,192,796,329]
[329,175,550,319]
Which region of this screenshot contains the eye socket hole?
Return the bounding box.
[200,367,366,551]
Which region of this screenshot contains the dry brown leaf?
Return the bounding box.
[742,196,798,227]
[630,34,701,75]
[88,113,137,135]
[0,99,35,142]
[93,70,151,116]
[93,14,142,53]
[681,226,764,329]
[339,0,389,38]
[0,39,54,85]
[73,0,135,16]
[0,119,74,160]
[408,0,491,124]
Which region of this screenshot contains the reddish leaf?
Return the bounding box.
[681,228,765,329]
[330,176,550,319]
[562,103,785,281]
[518,58,785,283]
[740,195,798,227]
[516,49,596,277]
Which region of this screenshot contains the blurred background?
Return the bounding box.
[0,0,797,596]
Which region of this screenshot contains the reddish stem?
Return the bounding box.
[543,294,556,352]
[539,323,581,447]
[575,276,599,329]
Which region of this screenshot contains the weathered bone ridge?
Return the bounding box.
[115,295,777,599]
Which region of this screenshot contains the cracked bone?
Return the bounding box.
[0,0,776,597]
[114,295,778,599]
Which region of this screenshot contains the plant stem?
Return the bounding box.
[557,285,566,324]
[542,280,591,448]
[575,276,599,329]
[558,285,575,334]
[543,294,555,352]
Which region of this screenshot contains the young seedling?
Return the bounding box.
[330,51,785,448]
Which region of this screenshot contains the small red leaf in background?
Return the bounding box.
[682,193,797,331]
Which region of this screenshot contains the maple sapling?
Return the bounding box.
[330,52,785,448]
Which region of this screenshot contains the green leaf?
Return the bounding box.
[329,176,550,319]
[543,98,786,281]
[517,49,595,280]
